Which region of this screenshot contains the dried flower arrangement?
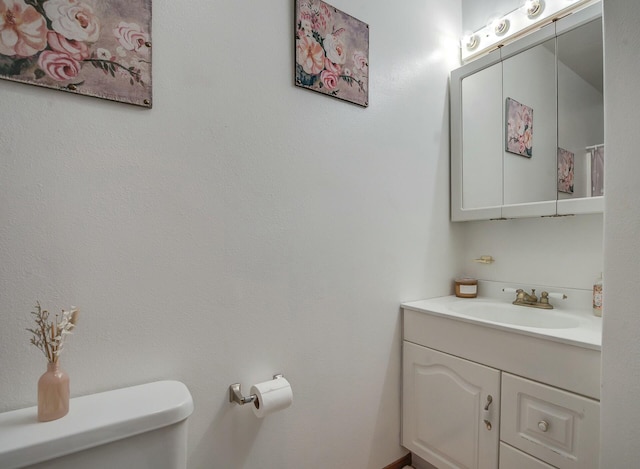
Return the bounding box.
[27,302,79,364]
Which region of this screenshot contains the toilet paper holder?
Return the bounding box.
[229,374,283,406]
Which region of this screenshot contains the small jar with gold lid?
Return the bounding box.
[454,278,478,298]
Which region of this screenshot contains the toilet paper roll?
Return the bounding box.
[250,377,293,418]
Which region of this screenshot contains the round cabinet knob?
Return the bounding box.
[538,420,549,432]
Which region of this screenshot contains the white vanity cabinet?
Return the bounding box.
[402,303,601,469]
[403,342,500,469]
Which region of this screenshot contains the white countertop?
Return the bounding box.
[402,295,602,351]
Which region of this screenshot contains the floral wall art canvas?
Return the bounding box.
[0,0,152,107]
[505,97,533,157]
[557,147,574,194]
[295,0,368,107]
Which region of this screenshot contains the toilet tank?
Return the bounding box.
[0,380,194,469]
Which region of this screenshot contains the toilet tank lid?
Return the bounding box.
[0,380,194,469]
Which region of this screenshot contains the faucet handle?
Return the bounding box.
[546,292,568,300]
[503,287,524,301]
[539,291,550,304]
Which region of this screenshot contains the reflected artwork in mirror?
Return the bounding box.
[502,37,557,210]
[505,98,534,157]
[557,148,575,194]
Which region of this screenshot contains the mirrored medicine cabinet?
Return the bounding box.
[450,4,604,221]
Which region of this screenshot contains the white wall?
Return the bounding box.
[600,0,640,465]
[0,1,462,468]
[456,215,603,291]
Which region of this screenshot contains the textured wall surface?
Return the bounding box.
[457,214,603,291]
[601,0,640,465]
[0,1,462,467]
[3,0,625,466]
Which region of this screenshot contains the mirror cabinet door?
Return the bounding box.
[461,62,503,211]
[501,38,558,218]
[556,18,604,213]
[450,4,602,222]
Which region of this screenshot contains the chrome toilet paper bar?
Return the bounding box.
[229,374,283,406]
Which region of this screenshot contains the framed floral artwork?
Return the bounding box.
[505,97,533,157]
[295,0,368,107]
[0,0,152,108]
[557,147,574,194]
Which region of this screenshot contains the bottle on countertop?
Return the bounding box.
[593,272,603,317]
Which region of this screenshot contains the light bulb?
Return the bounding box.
[463,34,480,50]
[525,0,545,18]
[492,18,510,36]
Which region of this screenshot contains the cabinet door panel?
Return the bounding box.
[502,38,557,213]
[402,342,500,469]
[557,15,604,208]
[461,61,503,211]
[450,49,503,221]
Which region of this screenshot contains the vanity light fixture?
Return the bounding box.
[463,34,480,50]
[459,0,594,63]
[493,18,510,36]
[525,0,545,18]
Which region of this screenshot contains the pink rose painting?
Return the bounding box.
[557,148,574,194]
[0,0,152,107]
[295,0,368,107]
[506,97,533,157]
